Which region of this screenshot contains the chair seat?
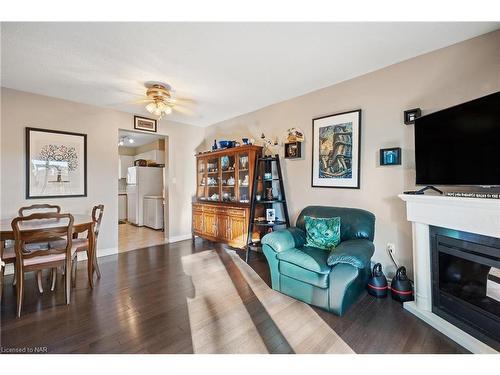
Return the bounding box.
[2,243,51,264]
[277,246,331,274]
[49,238,89,252]
[277,246,332,289]
[23,247,77,267]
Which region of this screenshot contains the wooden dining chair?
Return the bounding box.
[18,204,63,293]
[11,212,77,318]
[50,204,104,283]
[18,204,61,217]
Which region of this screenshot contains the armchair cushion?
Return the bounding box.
[304,216,341,250]
[296,206,375,242]
[261,227,306,253]
[277,246,331,274]
[326,239,375,269]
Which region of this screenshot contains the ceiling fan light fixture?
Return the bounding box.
[144,83,175,118]
[145,102,157,113]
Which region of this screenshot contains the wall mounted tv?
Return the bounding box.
[415,91,500,186]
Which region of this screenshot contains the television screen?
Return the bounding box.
[415,91,500,186]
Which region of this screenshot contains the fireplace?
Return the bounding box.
[430,226,500,350]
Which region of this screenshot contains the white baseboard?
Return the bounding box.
[3,247,118,275]
[404,301,498,354]
[167,234,192,243]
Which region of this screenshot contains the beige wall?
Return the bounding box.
[204,30,500,277]
[1,88,205,253]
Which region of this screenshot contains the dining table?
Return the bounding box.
[0,214,96,288]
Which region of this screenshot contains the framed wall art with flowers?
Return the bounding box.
[25,127,87,198]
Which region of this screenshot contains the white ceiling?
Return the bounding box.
[2,22,498,127]
[119,129,165,147]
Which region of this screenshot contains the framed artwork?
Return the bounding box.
[284,142,302,159]
[380,147,402,166]
[311,109,361,189]
[134,115,157,132]
[26,127,87,199]
[403,108,421,125]
[266,208,276,223]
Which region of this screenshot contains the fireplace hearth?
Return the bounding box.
[430,226,500,350]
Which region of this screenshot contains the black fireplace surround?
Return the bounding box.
[430,226,500,350]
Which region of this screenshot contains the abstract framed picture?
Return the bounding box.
[311,109,361,189]
[26,127,87,199]
[134,115,157,132]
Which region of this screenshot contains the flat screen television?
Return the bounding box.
[415,91,500,186]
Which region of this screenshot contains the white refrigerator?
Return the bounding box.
[126,166,164,226]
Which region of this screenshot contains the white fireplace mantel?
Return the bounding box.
[399,194,500,354]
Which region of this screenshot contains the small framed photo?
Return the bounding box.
[134,115,157,132]
[403,108,421,125]
[266,208,276,223]
[380,147,401,166]
[284,142,302,159]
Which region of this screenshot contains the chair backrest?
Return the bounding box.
[11,212,74,262]
[92,204,104,239]
[18,204,61,217]
[296,206,375,242]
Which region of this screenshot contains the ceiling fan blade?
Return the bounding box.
[171,96,196,105]
[172,104,197,116]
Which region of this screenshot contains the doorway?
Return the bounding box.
[118,129,169,253]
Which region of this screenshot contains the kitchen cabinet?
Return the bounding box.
[134,150,165,165]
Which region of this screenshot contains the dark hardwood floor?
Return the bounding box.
[0,239,467,354]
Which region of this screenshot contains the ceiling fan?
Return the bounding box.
[139,82,194,118]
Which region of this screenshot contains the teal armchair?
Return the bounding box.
[261,206,375,316]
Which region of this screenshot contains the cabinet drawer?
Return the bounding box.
[226,208,246,218]
[202,205,217,213]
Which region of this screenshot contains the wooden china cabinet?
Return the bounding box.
[192,145,262,248]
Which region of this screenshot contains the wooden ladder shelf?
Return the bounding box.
[246,154,290,262]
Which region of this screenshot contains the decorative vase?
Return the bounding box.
[266,187,274,201]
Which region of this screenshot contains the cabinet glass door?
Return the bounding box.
[238,152,250,203]
[197,158,207,200]
[221,154,237,202]
[206,157,220,201]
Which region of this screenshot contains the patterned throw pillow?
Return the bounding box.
[304,216,341,251]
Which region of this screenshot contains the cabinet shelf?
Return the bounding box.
[259,157,278,161]
[255,200,285,204]
[253,220,287,227]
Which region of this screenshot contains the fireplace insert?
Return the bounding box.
[430,226,500,350]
